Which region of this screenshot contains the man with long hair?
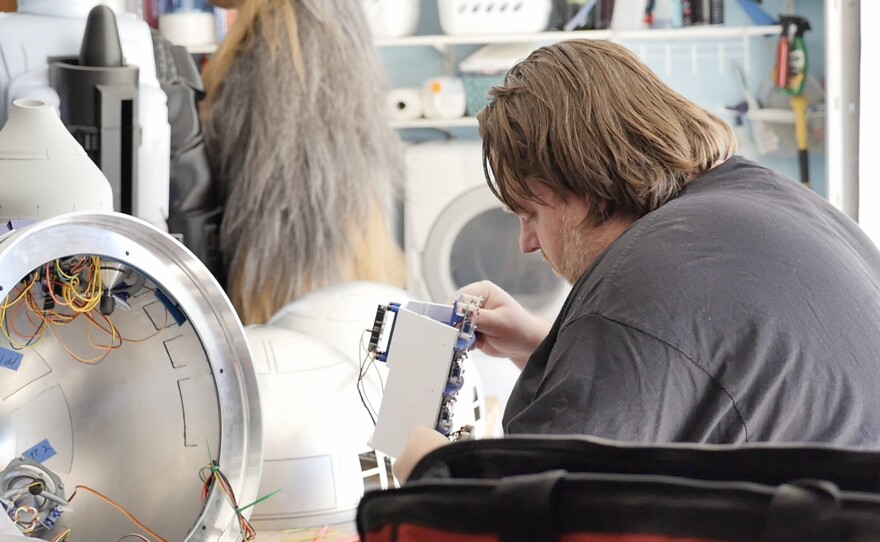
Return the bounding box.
[394,39,880,481]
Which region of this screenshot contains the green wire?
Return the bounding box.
[235,489,282,514]
[202,436,282,515]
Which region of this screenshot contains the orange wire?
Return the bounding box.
[23,291,47,328]
[44,262,69,308]
[42,317,112,365]
[6,296,30,338]
[84,311,122,350]
[200,466,257,540]
[68,485,167,542]
[51,527,72,542]
[118,309,167,343]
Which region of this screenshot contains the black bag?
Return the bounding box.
[356,435,880,542]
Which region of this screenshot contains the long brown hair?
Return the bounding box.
[477,39,736,224]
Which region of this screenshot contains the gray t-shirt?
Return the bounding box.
[504,156,880,446]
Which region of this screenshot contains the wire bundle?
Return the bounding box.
[199,461,257,541]
[0,257,162,363]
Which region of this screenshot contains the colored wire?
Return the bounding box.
[357,329,377,425]
[0,257,172,364]
[84,311,122,350]
[199,462,257,541]
[12,505,38,533]
[0,273,37,308]
[0,275,41,348]
[68,485,167,542]
[360,328,385,415]
[43,258,101,313]
[51,527,72,542]
[42,316,114,365]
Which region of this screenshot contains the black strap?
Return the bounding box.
[762,479,842,542]
[492,469,566,542]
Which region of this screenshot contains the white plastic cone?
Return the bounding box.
[0,98,112,222]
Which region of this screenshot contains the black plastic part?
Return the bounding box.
[152,30,225,283]
[79,5,125,67]
[100,293,116,316]
[799,150,810,187]
[48,5,139,216]
[368,305,388,352]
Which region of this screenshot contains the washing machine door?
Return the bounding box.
[422,184,569,321]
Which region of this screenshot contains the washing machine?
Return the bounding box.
[403,140,570,418]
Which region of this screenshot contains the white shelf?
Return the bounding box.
[375,25,780,47]
[390,117,479,129]
[188,26,780,55]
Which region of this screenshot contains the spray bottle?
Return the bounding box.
[778,16,811,96]
[774,16,811,187]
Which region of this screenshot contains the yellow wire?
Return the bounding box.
[0,306,36,349]
[61,258,102,313]
[1,258,144,364]
[0,276,39,346]
[54,258,78,280]
[0,275,36,309]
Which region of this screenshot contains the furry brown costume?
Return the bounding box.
[203,0,406,324]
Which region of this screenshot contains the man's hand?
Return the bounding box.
[392,426,451,483]
[451,281,551,370]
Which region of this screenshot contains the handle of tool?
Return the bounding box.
[791,94,809,187]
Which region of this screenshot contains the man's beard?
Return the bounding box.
[544,210,595,284]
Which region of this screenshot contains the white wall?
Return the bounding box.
[860,1,879,245]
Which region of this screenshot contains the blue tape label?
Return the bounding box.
[155,289,187,327]
[22,439,56,464]
[0,347,23,371]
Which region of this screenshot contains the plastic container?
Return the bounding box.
[421,76,467,119]
[158,0,216,47]
[363,0,420,39]
[437,0,552,35]
[459,43,536,115]
[744,77,826,158]
[743,107,825,158]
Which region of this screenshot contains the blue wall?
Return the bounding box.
[380,0,828,196]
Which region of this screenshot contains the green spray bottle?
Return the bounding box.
[775,16,811,186]
[778,16,811,96]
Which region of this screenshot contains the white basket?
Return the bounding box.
[362,0,420,39]
[437,0,552,35]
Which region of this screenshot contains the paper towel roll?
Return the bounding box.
[387,88,423,121]
[159,11,216,47]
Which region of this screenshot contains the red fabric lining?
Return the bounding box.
[363,524,724,542]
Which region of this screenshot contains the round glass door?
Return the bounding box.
[423,185,568,321]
